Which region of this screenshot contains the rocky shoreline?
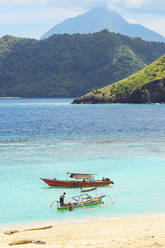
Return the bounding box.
[73,78,165,104]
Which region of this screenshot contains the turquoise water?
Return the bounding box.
[0,98,165,224]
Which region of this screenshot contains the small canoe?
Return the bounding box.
[54,193,105,211]
[57,198,103,211]
[50,188,114,211]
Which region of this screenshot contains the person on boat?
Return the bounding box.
[60,192,66,206]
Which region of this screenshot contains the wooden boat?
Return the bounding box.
[50,187,114,211]
[57,194,104,211]
[40,172,114,187]
[50,188,109,211]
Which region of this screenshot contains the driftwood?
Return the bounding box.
[8,239,33,245]
[3,230,19,235]
[8,239,47,246]
[24,225,53,231]
[4,225,53,235]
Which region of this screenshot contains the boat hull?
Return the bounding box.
[57,200,103,210]
[40,178,113,187]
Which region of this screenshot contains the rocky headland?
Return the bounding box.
[73,55,165,104]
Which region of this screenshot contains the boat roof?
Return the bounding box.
[67,172,96,180]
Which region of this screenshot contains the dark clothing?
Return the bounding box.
[60,194,65,206]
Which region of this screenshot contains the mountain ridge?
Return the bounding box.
[40,7,165,43]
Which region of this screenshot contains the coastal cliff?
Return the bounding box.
[73,55,165,104]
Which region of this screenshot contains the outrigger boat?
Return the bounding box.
[50,187,114,211]
[41,172,114,187]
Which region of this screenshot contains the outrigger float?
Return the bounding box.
[50,187,114,211]
[41,172,114,187]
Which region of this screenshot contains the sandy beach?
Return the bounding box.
[1,215,165,247]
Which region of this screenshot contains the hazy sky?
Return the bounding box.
[0,0,164,39]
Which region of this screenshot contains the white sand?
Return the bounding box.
[1,214,165,247]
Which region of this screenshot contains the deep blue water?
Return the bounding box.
[0,98,165,224]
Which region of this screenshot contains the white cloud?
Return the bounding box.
[0,5,81,38]
[0,0,53,4]
[108,0,165,13]
[0,0,99,7]
[147,17,165,37]
[0,0,165,12]
[0,7,79,25]
[0,0,108,10]
[124,0,148,8]
[107,0,165,37]
[125,14,165,37]
[0,0,164,38]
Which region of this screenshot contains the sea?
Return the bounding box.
[0,98,165,225]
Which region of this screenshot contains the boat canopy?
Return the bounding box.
[67,172,94,180]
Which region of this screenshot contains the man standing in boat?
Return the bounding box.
[60,192,66,206]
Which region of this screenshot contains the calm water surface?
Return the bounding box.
[0,98,165,224]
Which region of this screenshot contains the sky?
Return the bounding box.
[0,0,164,39]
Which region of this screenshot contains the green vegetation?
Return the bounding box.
[73,55,165,103]
[0,30,165,97]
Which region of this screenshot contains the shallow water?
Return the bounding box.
[0,98,165,224]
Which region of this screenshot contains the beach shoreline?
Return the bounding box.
[0,212,165,230]
[1,213,165,247]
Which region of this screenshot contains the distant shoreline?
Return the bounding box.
[0,97,21,99]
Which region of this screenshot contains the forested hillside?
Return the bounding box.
[0,30,165,97]
[73,55,165,104]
